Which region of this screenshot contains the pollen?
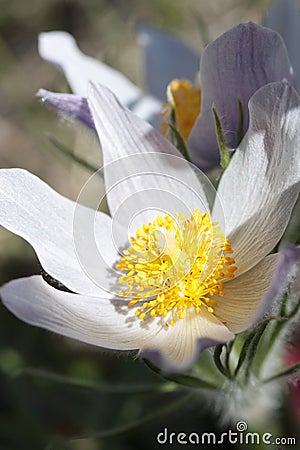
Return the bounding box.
[161,79,201,140]
[116,210,237,326]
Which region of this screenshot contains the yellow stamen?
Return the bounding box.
[116,210,237,326]
[161,79,201,140]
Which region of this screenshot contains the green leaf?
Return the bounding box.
[169,124,191,161]
[13,367,175,394]
[213,345,231,379]
[46,391,195,447]
[233,329,257,377]
[263,362,300,384]
[143,359,219,389]
[212,108,230,169]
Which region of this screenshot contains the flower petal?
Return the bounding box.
[38,31,161,123]
[263,243,300,313]
[88,83,210,228]
[265,0,300,91]
[188,22,293,169]
[0,169,118,296]
[0,276,159,349]
[38,89,95,131]
[213,81,300,276]
[137,23,199,101]
[215,245,300,334]
[139,309,234,373]
[214,254,278,333]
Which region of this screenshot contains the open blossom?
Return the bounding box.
[38,22,293,171]
[0,80,300,372]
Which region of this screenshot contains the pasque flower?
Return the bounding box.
[0,80,299,372]
[38,22,293,170]
[37,24,199,128]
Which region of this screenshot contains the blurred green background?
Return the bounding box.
[0,0,298,449]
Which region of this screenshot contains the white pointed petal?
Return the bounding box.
[88,83,209,228]
[0,276,159,349]
[38,31,161,123]
[213,82,300,275]
[0,169,118,296]
[38,31,139,100]
[139,309,234,373]
[214,254,279,333]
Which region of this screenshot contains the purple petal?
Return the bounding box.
[137,23,200,101]
[139,337,228,374]
[188,22,293,170]
[256,243,300,321]
[38,89,95,131]
[264,0,300,92]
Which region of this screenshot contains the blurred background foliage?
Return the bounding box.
[0,0,299,449]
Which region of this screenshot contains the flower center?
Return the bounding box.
[116,210,237,326]
[161,79,201,140]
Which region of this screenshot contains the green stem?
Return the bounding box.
[13,367,176,394]
[46,391,194,448]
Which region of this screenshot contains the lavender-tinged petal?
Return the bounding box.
[38,31,162,124]
[137,23,200,101]
[188,22,293,170]
[265,0,300,92]
[38,89,95,131]
[256,243,300,319]
[139,309,234,373]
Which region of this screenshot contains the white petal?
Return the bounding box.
[0,276,160,349]
[0,169,118,296]
[38,31,161,122]
[213,82,300,275]
[213,254,278,333]
[88,83,210,229]
[139,309,234,372]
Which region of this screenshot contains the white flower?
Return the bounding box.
[0,80,299,372]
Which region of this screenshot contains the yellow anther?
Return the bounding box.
[117,210,236,326]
